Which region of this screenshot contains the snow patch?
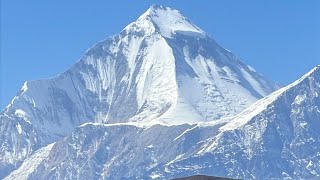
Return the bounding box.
[21,82,28,92]
[150,173,161,179]
[247,65,257,72]
[293,94,306,105]
[14,109,27,118]
[135,5,205,38]
[146,144,154,149]
[16,124,22,134]
[4,143,55,180]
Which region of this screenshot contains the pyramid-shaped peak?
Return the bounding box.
[149,4,172,11]
[146,4,182,16]
[133,5,205,38]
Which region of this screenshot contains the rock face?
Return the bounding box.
[2,5,318,180]
[161,65,320,180]
[0,5,279,179]
[5,66,319,180]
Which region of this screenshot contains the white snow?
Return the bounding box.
[21,81,28,93]
[129,5,205,38]
[293,94,306,105]
[247,65,257,72]
[220,87,284,131]
[4,143,55,180]
[174,126,198,141]
[14,109,27,118]
[1,4,278,133]
[165,153,185,166]
[146,145,154,149]
[150,173,161,179]
[148,5,205,38]
[0,5,284,180]
[219,65,320,132]
[16,124,22,134]
[240,67,267,96]
[134,35,177,112]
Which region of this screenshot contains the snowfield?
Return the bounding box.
[1,5,319,180]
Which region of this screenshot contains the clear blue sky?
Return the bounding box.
[1,1,320,110]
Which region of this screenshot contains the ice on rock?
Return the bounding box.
[1,5,304,180]
[14,109,27,118]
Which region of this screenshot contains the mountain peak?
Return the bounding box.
[310,64,320,75]
[289,64,320,88]
[149,4,168,11]
[147,4,181,14]
[127,5,205,38]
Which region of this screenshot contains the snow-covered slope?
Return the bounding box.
[3,123,202,180]
[164,65,320,179]
[0,5,279,179]
[6,65,319,180]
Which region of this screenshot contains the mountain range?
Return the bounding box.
[1,5,319,180]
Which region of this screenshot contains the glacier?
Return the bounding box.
[1,4,318,180]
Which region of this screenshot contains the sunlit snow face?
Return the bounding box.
[125,5,205,39]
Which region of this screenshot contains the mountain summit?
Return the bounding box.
[2,5,278,130]
[125,4,205,38]
[0,5,281,179]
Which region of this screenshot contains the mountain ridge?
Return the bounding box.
[2,5,317,180]
[4,64,319,179]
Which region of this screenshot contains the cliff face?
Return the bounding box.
[2,5,319,180]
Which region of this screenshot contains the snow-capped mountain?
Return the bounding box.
[5,65,319,180]
[0,4,283,179]
[161,65,320,180]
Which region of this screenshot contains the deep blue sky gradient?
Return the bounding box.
[1,1,320,110]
